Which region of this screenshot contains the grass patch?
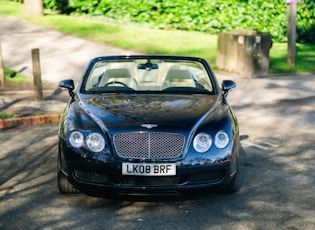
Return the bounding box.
[31,110,64,116]
[27,14,218,66]
[4,68,32,83]
[0,0,22,15]
[269,43,315,73]
[0,111,17,119]
[31,111,45,116]
[0,0,314,73]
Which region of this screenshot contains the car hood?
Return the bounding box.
[77,94,220,130]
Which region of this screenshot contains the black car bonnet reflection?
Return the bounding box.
[81,94,220,128]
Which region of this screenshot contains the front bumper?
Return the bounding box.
[61,158,235,195]
[59,134,238,194]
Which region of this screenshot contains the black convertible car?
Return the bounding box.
[58,55,239,196]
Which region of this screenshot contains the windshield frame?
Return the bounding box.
[79,55,219,95]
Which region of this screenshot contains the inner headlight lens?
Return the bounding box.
[86,133,105,152]
[214,131,229,149]
[193,133,212,153]
[69,131,84,148]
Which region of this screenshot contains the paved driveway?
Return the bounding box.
[1,74,315,230]
[0,15,139,84]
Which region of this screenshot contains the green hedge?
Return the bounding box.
[42,0,314,43]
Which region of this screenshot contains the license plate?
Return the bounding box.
[122,163,176,176]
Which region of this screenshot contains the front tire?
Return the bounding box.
[57,153,80,194]
[224,171,239,193]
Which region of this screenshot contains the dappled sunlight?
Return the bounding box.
[0,125,218,229]
[227,73,315,229]
[0,125,314,229]
[0,134,57,197]
[1,71,315,229]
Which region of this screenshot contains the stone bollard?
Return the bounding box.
[216,30,272,78]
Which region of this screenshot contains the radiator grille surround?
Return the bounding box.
[113,132,185,159]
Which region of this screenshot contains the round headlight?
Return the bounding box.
[214,131,229,149]
[86,133,105,152]
[193,133,212,153]
[69,131,84,148]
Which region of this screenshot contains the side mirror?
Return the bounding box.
[222,80,236,98]
[59,79,75,99]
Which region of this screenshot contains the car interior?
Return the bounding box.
[84,59,213,93]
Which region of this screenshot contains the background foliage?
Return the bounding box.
[3,1,315,73]
[38,0,314,44]
[11,0,314,43]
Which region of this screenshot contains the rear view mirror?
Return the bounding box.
[59,79,75,99]
[59,79,74,90]
[137,59,158,71]
[222,80,236,98]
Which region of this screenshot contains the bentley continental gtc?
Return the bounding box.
[57,55,239,196]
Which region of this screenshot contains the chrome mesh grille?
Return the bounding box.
[74,170,109,184]
[114,132,185,159]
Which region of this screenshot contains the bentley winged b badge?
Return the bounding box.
[141,124,158,129]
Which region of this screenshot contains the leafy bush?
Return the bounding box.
[296,0,315,44]
[41,0,314,43]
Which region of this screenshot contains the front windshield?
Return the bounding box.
[83,58,214,94]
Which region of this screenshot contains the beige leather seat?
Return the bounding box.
[163,68,196,89]
[99,68,138,89]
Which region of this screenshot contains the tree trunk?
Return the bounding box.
[23,0,43,17]
[0,38,4,87]
[287,3,297,67]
